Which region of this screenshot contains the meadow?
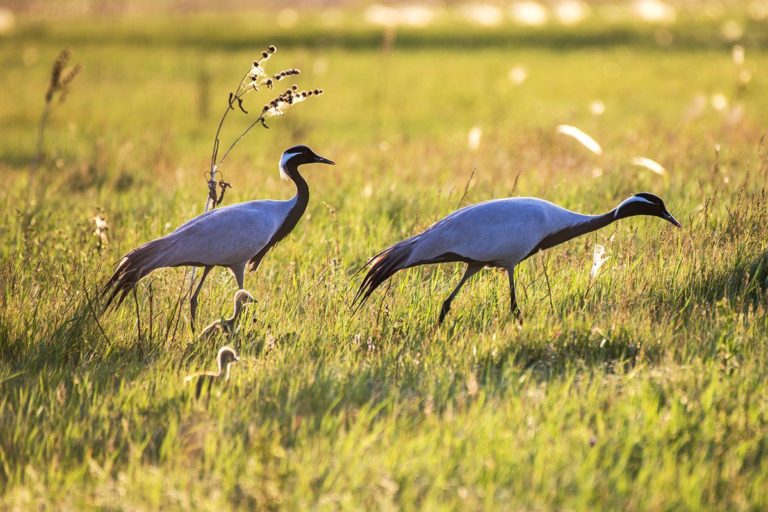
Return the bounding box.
[1,4,768,509]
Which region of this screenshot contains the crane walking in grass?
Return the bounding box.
[103,145,335,329]
[199,290,256,340]
[185,346,240,399]
[355,193,680,324]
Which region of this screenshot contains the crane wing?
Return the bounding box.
[161,200,288,267]
[103,199,290,310]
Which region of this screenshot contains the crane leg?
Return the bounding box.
[190,266,212,332]
[230,263,246,290]
[507,267,522,324]
[439,264,482,325]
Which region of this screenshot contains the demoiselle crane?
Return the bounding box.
[185,346,239,399]
[355,193,680,324]
[103,145,335,329]
[199,289,255,340]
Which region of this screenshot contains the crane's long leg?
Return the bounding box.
[439,264,482,325]
[507,266,522,323]
[190,266,212,332]
[230,262,246,290]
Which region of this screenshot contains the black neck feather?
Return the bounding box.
[523,210,617,260]
[249,165,309,270]
[274,168,309,245]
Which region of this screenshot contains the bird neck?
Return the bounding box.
[229,299,243,323]
[273,165,310,244]
[526,210,617,258]
[216,358,231,378]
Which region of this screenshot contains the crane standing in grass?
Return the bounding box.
[355,193,681,324]
[103,145,335,329]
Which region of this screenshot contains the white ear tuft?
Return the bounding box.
[279,150,302,180]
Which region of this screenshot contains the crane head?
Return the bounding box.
[279,145,335,179]
[615,192,681,227]
[234,289,256,306]
[217,346,240,368]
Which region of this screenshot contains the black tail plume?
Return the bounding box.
[353,239,417,309]
[101,238,169,312]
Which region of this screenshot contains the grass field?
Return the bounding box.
[1,4,768,510]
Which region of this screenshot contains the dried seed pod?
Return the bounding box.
[60,63,81,87]
[45,48,79,103]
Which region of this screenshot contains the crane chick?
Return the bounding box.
[199,289,255,340]
[185,346,240,399]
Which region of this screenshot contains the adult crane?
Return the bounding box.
[355,193,680,324]
[103,145,334,329]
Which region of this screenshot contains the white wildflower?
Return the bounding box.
[591,244,609,278]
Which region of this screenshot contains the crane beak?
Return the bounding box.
[314,155,335,165]
[662,211,681,228]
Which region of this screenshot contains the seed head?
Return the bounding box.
[248,62,267,82]
[45,48,80,104]
[272,68,300,81]
[256,45,277,66]
[262,86,324,118]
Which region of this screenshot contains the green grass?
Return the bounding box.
[1,8,768,510]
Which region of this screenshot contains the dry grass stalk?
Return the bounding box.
[204,44,324,211]
[35,48,81,168]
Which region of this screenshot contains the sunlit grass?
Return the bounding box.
[1,9,767,510]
